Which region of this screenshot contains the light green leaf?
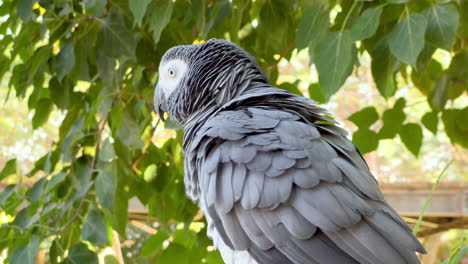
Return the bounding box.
[54,43,75,81]
[10,235,40,264]
[388,13,427,66]
[144,164,158,182]
[17,0,36,22]
[441,245,468,264]
[399,123,423,156]
[350,6,382,41]
[296,3,329,51]
[315,30,354,100]
[49,77,70,109]
[62,243,98,264]
[95,162,116,210]
[81,206,109,245]
[32,98,53,129]
[422,111,439,135]
[352,128,379,154]
[97,11,136,58]
[348,107,379,128]
[423,4,459,50]
[147,0,174,44]
[0,159,16,180]
[129,0,151,26]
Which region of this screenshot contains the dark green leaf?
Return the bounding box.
[97,11,136,58]
[442,107,468,148]
[28,177,46,202]
[388,13,427,66]
[62,243,98,264]
[423,4,459,50]
[129,0,151,26]
[399,123,423,156]
[17,0,36,22]
[104,255,119,264]
[84,0,106,16]
[49,77,70,109]
[422,111,439,134]
[10,235,40,264]
[296,4,329,51]
[147,0,174,44]
[32,98,53,129]
[350,7,382,41]
[429,74,451,112]
[0,159,16,180]
[315,31,354,100]
[448,50,468,81]
[96,50,116,88]
[54,43,75,81]
[96,162,117,210]
[352,128,379,154]
[308,83,325,104]
[348,107,379,128]
[378,107,406,139]
[0,185,16,207]
[370,39,400,98]
[82,206,109,245]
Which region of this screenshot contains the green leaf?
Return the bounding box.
[442,107,468,148]
[370,39,400,98]
[423,4,459,50]
[96,50,116,88]
[104,255,120,264]
[10,235,40,264]
[141,231,169,258]
[0,158,16,180]
[352,128,379,154]
[308,83,326,104]
[296,3,329,51]
[99,138,116,162]
[54,43,75,81]
[83,0,106,17]
[441,245,468,264]
[348,107,379,128]
[422,111,439,135]
[399,123,423,156]
[378,107,406,139]
[62,243,98,264]
[386,0,408,3]
[448,50,468,81]
[350,7,382,41]
[388,13,427,67]
[315,31,354,100]
[97,11,136,58]
[278,82,303,96]
[28,177,46,203]
[129,0,151,26]
[95,162,117,210]
[429,74,451,112]
[32,98,54,129]
[17,0,36,22]
[82,206,109,245]
[144,164,158,182]
[147,0,174,44]
[49,77,70,109]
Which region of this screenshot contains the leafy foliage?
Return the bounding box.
[0,0,466,262]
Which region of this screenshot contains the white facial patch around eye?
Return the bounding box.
[158,59,188,99]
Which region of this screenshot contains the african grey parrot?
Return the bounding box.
[154,39,426,264]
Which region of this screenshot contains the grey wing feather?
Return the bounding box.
[189,106,424,264]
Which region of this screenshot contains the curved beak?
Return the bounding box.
[154,84,167,122]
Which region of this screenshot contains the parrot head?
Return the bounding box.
[154,39,267,124]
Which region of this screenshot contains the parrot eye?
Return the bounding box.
[168,68,176,78]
